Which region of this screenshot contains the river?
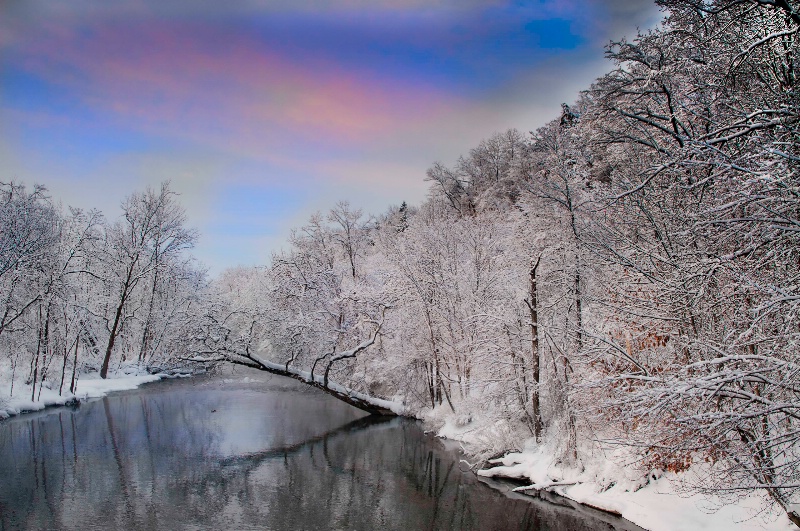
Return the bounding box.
[0,370,642,530]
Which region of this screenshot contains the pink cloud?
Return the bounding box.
[7,20,464,160]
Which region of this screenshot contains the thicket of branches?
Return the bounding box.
[206,0,798,522]
[0,181,203,401]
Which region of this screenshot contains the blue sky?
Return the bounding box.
[0,0,660,273]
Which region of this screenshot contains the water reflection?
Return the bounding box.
[0,374,641,530]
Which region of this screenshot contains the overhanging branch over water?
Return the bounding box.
[187,315,405,417]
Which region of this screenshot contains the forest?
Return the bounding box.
[0,0,797,526]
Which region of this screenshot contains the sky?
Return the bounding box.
[0,0,660,274]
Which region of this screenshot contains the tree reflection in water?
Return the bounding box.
[0,373,643,530]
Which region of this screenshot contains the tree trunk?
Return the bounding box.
[527,253,543,442]
[138,249,161,363]
[69,335,79,394]
[37,305,51,401]
[101,265,135,379]
[100,299,125,379]
[10,353,16,397]
[59,336,72,396]
[574,257,583,351]
[426,361,436,408]
[31,305,44,401]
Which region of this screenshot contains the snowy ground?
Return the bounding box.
[0,364,167,420]
[435,415,797,531]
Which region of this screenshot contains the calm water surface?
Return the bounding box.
[0,371,642,530]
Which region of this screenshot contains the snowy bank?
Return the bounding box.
[0,366,174,420]
[434,416,796,531]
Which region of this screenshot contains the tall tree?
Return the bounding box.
[99,182,196,379]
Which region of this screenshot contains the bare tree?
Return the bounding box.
[98,182,196,379]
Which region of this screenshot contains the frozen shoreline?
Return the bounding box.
[0,366,189,421]
[436,418,796,531]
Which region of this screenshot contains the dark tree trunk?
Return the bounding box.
[100,299,125,379]
[101,263,136,379]
[526,253,543,442]
[69,335,79,394]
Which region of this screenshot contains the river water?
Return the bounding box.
[0,371,642,530]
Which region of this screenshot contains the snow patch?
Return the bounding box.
[0,364,165,420]
[475,444,796,531]
[425,405,795,531]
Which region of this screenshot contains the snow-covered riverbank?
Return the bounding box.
[0,365,179,420]
[435,417,797,531]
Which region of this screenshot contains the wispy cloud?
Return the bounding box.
[0,0,660,272]
[6,20,467,157]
